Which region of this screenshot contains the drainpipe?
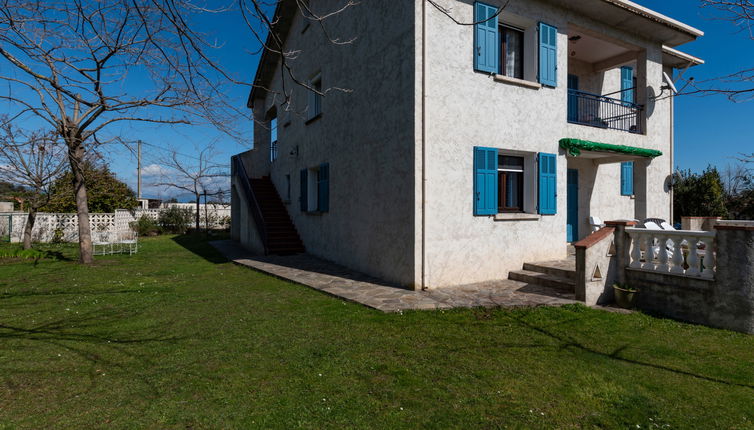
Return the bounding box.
[421,0,428,291]
[669,73,675,222]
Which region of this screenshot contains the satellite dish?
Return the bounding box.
[662,72,678,94]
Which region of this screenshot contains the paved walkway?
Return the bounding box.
[210,240,581,313]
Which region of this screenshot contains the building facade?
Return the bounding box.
[232,0,703,290]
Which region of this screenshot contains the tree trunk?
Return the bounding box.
[22,209,36,250]
[67,138,93,264]
[195,195,200,233]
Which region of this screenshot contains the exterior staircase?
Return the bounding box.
[249,177,305,255]
[508,257,577,299]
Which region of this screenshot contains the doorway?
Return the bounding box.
[567,169,579,243]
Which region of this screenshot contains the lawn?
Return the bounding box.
[0,235,752,429]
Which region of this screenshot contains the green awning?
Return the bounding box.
[559,138,663,158]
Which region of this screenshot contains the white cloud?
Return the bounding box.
[141,163,170,177]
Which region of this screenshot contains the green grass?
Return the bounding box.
[1,235,752,429]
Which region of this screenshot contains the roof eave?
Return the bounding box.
[600,0,704,41]
[662,45,705,69]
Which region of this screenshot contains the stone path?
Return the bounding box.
[210,240,581,313]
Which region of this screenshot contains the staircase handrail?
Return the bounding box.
[232,155,269,254]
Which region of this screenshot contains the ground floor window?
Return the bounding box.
[300,162,329,213]
[498,155,524,212]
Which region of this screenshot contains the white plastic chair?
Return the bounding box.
[118,231,138,255]
[92,232,114,255]
[589,216,605,233]
[644,221,675,260]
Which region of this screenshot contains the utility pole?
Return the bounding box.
[137,140,142,200]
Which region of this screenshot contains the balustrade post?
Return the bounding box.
[629,231,642,268]
[701,237,715,279]
[686,240,701,276]
[656,235,669,272]
[670,237,684,274]
[642,234,655,270]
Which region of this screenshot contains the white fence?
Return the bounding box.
[0,204,230,243]
[626,227,716,279]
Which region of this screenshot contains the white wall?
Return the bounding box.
[244,0,419,288]
[419,0,674,288]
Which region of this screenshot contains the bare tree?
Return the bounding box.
[153,146,228,232]
[679,1,754,101]
[0,1,241,262]
[0,0,359,262]
[722,161,751,196]
[0,121,67,249]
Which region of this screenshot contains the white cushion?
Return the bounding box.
[644,221,662,230]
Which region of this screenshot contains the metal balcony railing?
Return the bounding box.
[567,89,643,134]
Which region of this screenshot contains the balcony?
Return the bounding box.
[567,89,643,134]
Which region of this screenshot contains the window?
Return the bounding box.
[498,155,524,212]
[500,26,524,79]
[300,163,329,212]
[269,115,278,162]
[621,162,634,196]
[538,22,558,87]
[474,148,542,217]
[307,73,322,122]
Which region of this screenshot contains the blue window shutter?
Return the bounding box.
[621,66,634,104]
[474,2,499,74]
[538,22,558,87]
[318,163,329,212]
[300,169,308,212]
[621,162,634,196]
[473,147,498,215]
[538,152,557,215]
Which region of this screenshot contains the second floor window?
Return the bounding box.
[270,115,278,162]
[307,72,322,121]
[500,26,524,79]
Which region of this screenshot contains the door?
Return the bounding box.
[567,169,579,242]
[567,75,579,122]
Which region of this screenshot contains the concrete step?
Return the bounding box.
[523,261,576,281]
[508,269,575,292]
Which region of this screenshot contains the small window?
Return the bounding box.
[500,26,524,79]
[498,155,524,212]
[307,73,322,122]
[269,115,278,162]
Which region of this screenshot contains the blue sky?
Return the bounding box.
[85,1,754,199]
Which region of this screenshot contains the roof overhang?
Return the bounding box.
[247,0,704,109]
[662,45,705,69]
[560,138,663,161]
[247,0,296,109]
[550,0,703,47]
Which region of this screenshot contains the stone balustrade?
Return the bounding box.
[625,227,716,280]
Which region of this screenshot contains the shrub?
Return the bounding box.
[0,248,63,260]
[50,228,65,244]
[130,215,160,237]
[158,207,193,234]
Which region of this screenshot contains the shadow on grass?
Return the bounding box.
[171,233,229,264]
[0,307,189,398]
[506,310,754,390]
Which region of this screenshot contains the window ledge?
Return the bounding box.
[494,213,541,221]
[493,74,542,90]
[305,113,322,125]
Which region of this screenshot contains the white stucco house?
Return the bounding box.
[231,0,704,291]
